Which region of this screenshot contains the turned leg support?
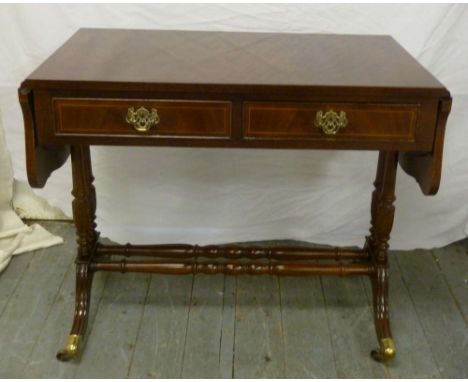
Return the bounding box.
[57,146,98,361]
[367,151,398,362]
[55,147,400,362]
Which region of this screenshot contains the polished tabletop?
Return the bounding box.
[24,28,447,97]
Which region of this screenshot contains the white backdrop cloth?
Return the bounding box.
[0,110,62,272]
[1,4,468,249]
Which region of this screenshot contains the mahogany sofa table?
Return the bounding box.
[19,28,451,363]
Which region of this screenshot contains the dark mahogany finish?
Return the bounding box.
[18,28,451,363]
[244,102,419,142]
[54,98,232,138]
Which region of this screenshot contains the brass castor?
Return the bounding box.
[56,334,82,361]
[371,337,396,362]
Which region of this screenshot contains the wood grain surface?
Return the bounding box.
[24,29,447,97]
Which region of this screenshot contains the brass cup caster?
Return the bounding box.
[56,334,82,361]
[371,338,396,362]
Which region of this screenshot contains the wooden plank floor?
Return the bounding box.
[0,221,467,378]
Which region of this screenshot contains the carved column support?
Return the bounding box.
[371,152,398,265]
[365,151,386,254]
[71,145,98,259]
[367,151,398,362]
[57,145,97,361]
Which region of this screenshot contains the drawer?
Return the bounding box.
[53,98,232,138]
[244,102,419,142]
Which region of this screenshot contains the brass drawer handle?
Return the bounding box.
[315,110,348,135]
[126,107,160,132]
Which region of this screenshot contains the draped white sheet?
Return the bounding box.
[0,110,62,272]
[1,4,467,249]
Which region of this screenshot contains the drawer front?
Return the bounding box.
[244,102,419,142]
[54,98,232,138]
